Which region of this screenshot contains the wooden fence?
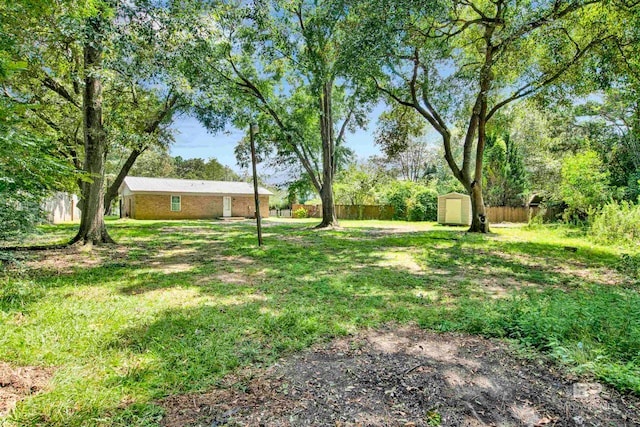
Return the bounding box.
[292,204,395,220]
[291,204,544,223]
[486,206,540,223]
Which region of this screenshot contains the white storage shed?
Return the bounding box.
[437,192,472,226]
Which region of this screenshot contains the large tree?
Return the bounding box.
[172,156,240,181]
[579,13,640,201]
[2,0,186,243]
[360,0,625,232]
[0,57,78,241]
[179,0,371,227]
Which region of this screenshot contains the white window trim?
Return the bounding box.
[170,195,181,212]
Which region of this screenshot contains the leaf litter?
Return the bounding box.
[160,325,640,426]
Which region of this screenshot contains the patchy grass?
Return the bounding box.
[0,218,639,426]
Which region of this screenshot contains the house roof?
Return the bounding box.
[120,176,273,196]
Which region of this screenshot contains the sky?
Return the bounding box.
[169,103,389,183]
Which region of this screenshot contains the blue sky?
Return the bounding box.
[169,103,389,180]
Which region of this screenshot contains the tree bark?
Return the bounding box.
[316,80,338,228]
[467,23,494,234]
[71,16,114,245]
[469,181,489,233]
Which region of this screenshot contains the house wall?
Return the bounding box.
[121,195,135,218]
[123,193,270,220]
[437,193,472,226]
[42,192,81,223]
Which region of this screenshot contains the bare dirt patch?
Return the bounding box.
[160,325,640,426]
[0,362,53,418]
[23,244,129,272]
[160,369,294,427]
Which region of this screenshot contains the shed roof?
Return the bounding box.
[120,176,273,196]
[438,192,470,199]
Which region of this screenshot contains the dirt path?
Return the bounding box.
[161,325,640,426]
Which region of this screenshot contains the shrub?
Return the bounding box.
[560,150,610,222]
[381,181,413,220]
[293,207,308,218]
[618,253,640,281]
[0,197,43,240]
[408,188,438,221]
[527,206,546,227]
[589,200,640,247]
[625,171,640,202]
[379,180,438,221]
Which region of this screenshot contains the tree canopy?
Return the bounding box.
[355,0,628,231]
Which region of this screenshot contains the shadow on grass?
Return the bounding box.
[4,220,640,425]
[3,221,628,314]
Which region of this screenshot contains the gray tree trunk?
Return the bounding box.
[317,80,338,228]
[71,16,114,245]
[469,182,489,233]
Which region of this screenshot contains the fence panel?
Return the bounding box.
[290,204,542,223]
[486,206,539,223]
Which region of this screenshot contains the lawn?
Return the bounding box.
[1,218,639,426]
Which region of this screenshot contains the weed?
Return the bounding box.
[425,408,441,426]
[0,218,638,425]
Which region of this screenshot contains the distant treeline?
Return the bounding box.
[127,150,241,182]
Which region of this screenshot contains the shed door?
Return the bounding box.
[223,196,232,217]
[445,199,462,224]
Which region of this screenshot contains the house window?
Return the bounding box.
[171,195,181,212]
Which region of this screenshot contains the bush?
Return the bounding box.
[293,207,308,218]
[0,197,43,240]
[408,188,438,221]
[381,181,413,220]
[626,171,640,202]
[379,180,438,221]
[527,207,546,227]
[589,201,640,247]
[560,150,610,222]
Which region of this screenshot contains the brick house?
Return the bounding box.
[119,176,272,220]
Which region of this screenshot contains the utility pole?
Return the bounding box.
[250,123,263,247]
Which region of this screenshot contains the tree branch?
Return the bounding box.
[42,75,81,109]
[487,35,613,121]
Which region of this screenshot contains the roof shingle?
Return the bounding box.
[121,176,273,196]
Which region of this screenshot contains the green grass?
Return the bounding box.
[1,218,639,426]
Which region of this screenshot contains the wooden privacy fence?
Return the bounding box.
[291,204,541,223]
[486,206,540,223]
[292,204,395,220]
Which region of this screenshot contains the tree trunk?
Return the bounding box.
[468,182,489,233]
[318,183,338,227]
[71,16,114,245]
[102,93,178,214]
[316,80,338,228]
[466,26,494,234]
[469,105,490,233]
